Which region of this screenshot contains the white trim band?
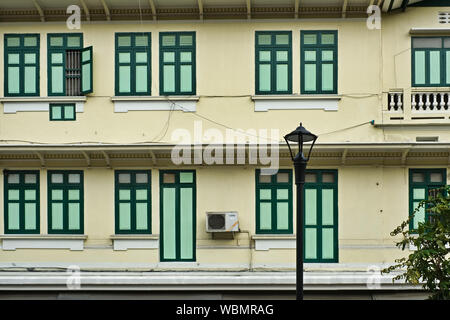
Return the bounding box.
[253,96,340,112]
[3,101,84,114]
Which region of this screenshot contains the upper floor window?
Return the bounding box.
[4,170,40,234]
[301,31,337,94]
[412,37,450,87]
[4,34,40,97]
[115,33,151,96]
[255,31,292,95]
[159,32,196,96]
[47,33,93,96]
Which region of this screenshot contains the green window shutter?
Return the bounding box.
[301,31,337,94]
[409,169,446,232]
[255,169,293,234]
[47,33,84,96]
[255,31,292,95]
[4,34,40,97]
[304,170,338,263]
[48,171,84,234]
[4,171,40,234]
[159,32,196,96]
[81,46,93,94]
[115,33,151,96]
[160,170,196,261]
[115,171,152,234]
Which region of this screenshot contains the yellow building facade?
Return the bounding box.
[0,0,448,299]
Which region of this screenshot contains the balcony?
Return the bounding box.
[384,89,450,123]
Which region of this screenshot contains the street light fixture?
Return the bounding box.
[284,123,317,301]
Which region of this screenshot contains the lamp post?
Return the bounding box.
[284,123,317,301]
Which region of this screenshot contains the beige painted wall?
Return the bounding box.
[0,7,449,269]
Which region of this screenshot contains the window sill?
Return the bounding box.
[1,97,86,114]
[409,28,450,35]
[251,94,341,112]
[111,96,198,113]
[252,234,296,251]
[411,87,450,92]
[110,234,159,251]
[0,234,87,251]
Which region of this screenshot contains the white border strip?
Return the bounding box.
[3,102,84,114]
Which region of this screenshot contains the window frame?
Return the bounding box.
[114,170,152,234]
[411,36,450,87]
[159,170,196,262]
[47,170,84,234]
[255,31,292,95]
[3,170,40,234]
[255,169,293,234]
[49,103,76,121]
[47,33,83,96]
[408,168,446,232]
[303,169,339,263]
[300,30,338,95]
[114,32,152,96]
[159,32,196,96]
[4,34,40,97]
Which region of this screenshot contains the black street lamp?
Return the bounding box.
[284,123,317,301]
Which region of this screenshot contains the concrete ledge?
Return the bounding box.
[252,235,296,251]
[1,97,85,114]
[252,95,340,112]
[0,235,87,251]
[0,270,420,291]
[110,235,159,251]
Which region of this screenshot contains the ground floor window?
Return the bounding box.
[304,170,338,262]
[115,170,151,234]
[48,170,84,234]
[160,170,196,261]
[255,169,293,234]
[4,170,40,234]
[409,168,446,231]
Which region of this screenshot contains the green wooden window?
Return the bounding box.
[412,37,450,87]
[304,170,338,263]
[47,33,93,96]
[48,171,84,234]
[4,170,40,234]
[409,169,446,231]
[301,31,338,94]
[255,169,293,234]
[159,32,196,95]
[50,103,76,121]
[4,34,40,97]
[160,170,196,261]
[255,31,292,95]
[115,170,151,234]
[115,33,151,96]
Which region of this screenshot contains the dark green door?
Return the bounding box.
[160,170,196,261]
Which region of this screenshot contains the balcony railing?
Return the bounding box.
[411,92,450,112]
[385,90,450,121]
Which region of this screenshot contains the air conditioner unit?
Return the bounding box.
[206,212,239,232]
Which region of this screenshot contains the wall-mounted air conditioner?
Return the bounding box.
[206,212,239,232]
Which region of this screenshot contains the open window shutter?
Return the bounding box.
[81,46,93,94]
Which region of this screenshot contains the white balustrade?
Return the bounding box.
[411,92,450,112]
[387,92,403,112]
